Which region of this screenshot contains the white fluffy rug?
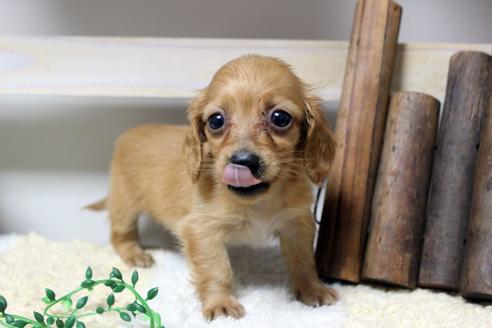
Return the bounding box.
[0,234,491,328]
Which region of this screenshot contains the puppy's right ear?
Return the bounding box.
[184,92,207,182]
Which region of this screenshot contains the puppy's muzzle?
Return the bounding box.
[230,150,260,176]
[223,150,270,196]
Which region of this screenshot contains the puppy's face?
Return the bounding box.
[185,55,335,202]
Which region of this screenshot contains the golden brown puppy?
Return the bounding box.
[88,55,338,320]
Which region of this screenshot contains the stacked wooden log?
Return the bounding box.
[315,0,492,302]
[460,56,492,300]
[362,92,439,289]
[419,52,492,291]
[315,0,402,283]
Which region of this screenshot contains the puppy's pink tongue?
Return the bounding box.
[222,164,262,187]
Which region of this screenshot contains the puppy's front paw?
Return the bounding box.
[296,283,339,307]
[202,295,245,321]
[121,249,155,268]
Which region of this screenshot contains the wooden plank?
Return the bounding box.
[315,0,401,283]
[362,92,440,289]
[419,51,491,291]
[0,37,491,101]
[460,58,492,300]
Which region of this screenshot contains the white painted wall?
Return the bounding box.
[0,96,190,244]
[0,0,491,243]
[1,0,491,43]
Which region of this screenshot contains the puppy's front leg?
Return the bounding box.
[279,214,338,306]
[181,225,245,321]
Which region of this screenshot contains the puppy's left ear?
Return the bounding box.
[303,93,336,185]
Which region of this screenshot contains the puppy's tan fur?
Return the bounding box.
[89,55,337,320]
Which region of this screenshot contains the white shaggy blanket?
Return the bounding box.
[0,234,491,328]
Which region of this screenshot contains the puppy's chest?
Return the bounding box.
[228,211,281,247]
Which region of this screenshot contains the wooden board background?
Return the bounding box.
[0,37,491,102]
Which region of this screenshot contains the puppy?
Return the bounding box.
[88,55,338,320]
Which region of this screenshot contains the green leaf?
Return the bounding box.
[76,322,86,328]
[45,288,56,301]
[111,267,122,280]
[112,284,125,293]
[12,320,28,328]
[131,270,139,287]
[146,287,159,300]
[126,303,137,312]
[106,293,115,307]
[0,295,7,313]
[96,306,105,314]
[133,302,146,314]
[46,317,55,325]
[85,267,93,280]
[119,312,131,322]
[33,311,44,323]
[65,316,76,328]
[76,296,88,309]
[5,315,14,324]
[103,280,116,288]
[80,280,95,289]
[56,319,65,328]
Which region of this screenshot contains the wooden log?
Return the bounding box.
[362,92,440,288]
[316,0,401,282]
[419,51,491,290]
[460,58,492,300]
[315,0,402,283]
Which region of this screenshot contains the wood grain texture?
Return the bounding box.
[419,51,492,291]
[0,37,491,102]
[315,0,401,283]
[460,59,492,300]
[362,92,440,289]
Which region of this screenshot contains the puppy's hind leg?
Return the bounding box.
[108,194,154,268]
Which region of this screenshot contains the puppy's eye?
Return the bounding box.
[270,109,292,129]
[207,112,225,131]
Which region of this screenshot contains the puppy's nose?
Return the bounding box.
[230,150,260,175]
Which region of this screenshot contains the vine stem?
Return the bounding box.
[42,279,161,328]
[123,283,161,328]
[42,280,105,316]
[0,313,46,328]
[1,270,162,328]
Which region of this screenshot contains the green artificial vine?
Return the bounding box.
[0,267,163,328]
